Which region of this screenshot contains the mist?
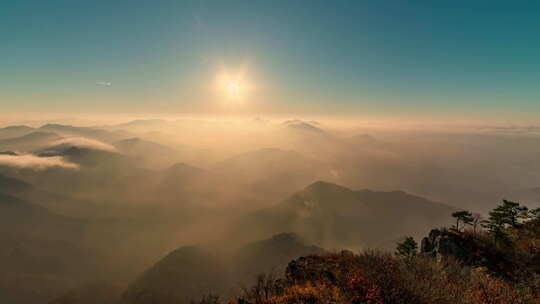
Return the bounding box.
[1,116,539,304]
[0,153,79,170]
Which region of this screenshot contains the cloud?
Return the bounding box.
[96,81,112,86]
[0,154,79,170]
[47,137,119,153]
[282,119,325,133]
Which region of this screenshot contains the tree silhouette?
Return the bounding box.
[395,236,418,258]
[493,200,528,228]
[471,213,482,234]
[482,200,528,242]
[451,210,474,232]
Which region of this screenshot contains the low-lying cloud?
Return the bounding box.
[0,154,79,170]
[48,137,119,153]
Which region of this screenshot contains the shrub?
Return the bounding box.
[263,283,342,304]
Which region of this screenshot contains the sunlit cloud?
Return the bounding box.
[96,81,112,86]
[0,154,79,170]
[47,137,119,153]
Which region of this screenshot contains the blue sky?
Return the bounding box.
[1,1,539,120]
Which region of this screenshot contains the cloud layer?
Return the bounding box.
[0,154,79,170]
[47,137,118,153]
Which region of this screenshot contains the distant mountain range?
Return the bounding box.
[39,124,128,142]
[236,181,455,249]
[113,137,181,169]
[1,121,531,304]
[0,125,35,139]
[0,131,61,151]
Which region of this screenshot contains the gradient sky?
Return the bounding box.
[1,1,539,120]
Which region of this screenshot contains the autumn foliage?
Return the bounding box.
[195,201,540,304]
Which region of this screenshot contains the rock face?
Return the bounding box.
[420,229,475,262]
[285,250,355,284]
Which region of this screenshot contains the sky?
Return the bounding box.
[1,1,539,121]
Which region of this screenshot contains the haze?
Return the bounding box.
[1,1,539,304]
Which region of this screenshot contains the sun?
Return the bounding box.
[226,81,241,97]
[215,68,253,102]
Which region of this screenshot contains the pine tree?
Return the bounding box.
[493,200,528,228]
[395,236,418,258]
[482,200,528,242]
[451,210,474,232]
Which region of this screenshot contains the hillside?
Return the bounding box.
[202,201,540,304]
[239,181,455,249]
[0,131,61,151]
[119,233,323,304]
[121,246,229,304]
[113,137,180,168]
[0,125,35,140]
[0,192,83,241]
[39,124,127,142]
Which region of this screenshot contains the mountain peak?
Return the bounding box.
[303,181,353,194]
[1,125,33,131]
[40,123,72,129]
[165,162,205,176]
[268,232,303,244]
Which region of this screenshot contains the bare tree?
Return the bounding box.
[471,213,482,234]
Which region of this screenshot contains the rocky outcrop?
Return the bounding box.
[420,229,480,264]
[285,250,355,284]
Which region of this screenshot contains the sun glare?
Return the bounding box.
[215,68,253,103]
[227,81,241,97]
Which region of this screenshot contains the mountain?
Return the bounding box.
[0,125,35,140]
[0,193,94,304]
[114,137,175,155]
[121,233,323,304]
[113,137,179,168]
[121,246,229,304]
[349,133,386,149]
[232,233,325,281]
[39,146,127,168]
[48,283,124,304]
[0,173,33,193]
[156,162,206,193]
[15,147,150,202]
[213,148,336,202]
[113,119,168,131]
[0,131,61,151]
[39,124,126,142]
[0,192,83,241]
[239,181,455,249]
[0,173,103,217]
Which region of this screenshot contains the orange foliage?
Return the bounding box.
[470,275,539,304]
[262,283,341,304]
[347,270,383,304]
